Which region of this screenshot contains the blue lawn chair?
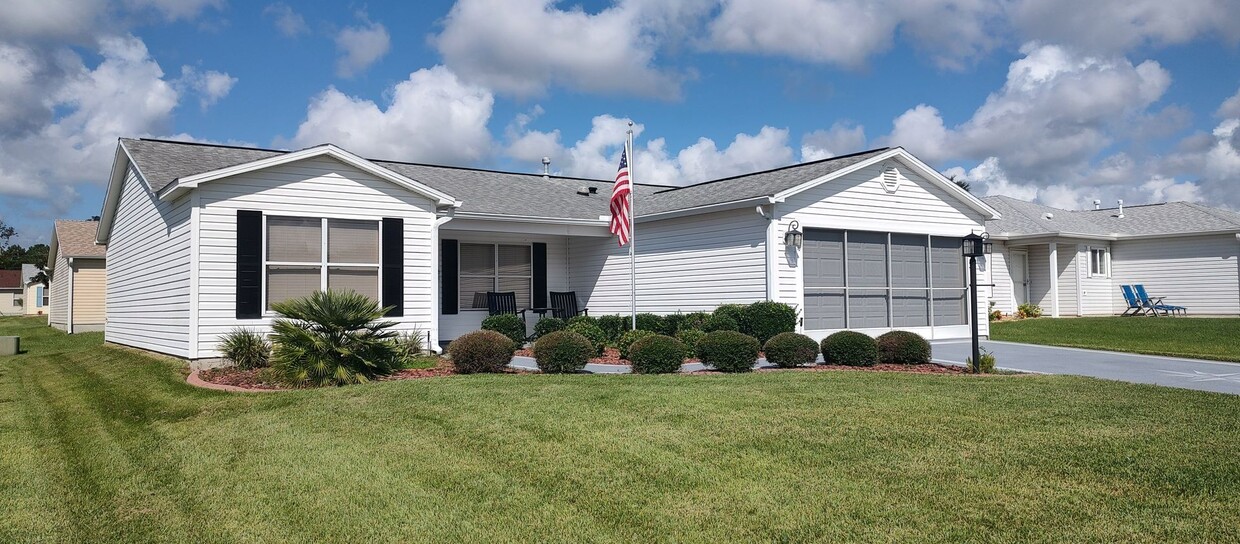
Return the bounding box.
[1119,285,1147,316]
[1134,284,1186,316]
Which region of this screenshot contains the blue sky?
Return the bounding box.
[2,0,1240,245]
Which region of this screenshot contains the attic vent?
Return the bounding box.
[877,164,902,193]
[577,186,590,196]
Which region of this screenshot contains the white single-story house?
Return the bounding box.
[47,220,108,332]
[22,264,48,316]
[94,138,998,363]
[984,195,1240,317]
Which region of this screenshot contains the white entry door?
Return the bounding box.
[1009,251,1029,306]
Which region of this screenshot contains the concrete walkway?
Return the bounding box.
[931,340,1240,395]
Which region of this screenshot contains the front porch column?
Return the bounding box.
[1049,242,1060,317]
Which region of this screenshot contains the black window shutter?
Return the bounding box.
[236,210,262,319]
[532,242,547,309]
[441,239,458,315]
[381,218,403,317]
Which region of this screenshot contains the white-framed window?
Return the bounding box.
[459,243,532,310]
[264,216,381,310]
[40,286,48,307]
[1088,247,1109,278]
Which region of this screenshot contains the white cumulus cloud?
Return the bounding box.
[283,66,494,164]
[801,122,867,161]
[334,13,390,78]
[177,65,237,109]
[264,3,310,37]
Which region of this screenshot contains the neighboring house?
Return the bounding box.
[985,196,1240,317]
[22,264,49,315]
[47,220,107,332]
[0,269,21,316]
[94,138,997,363]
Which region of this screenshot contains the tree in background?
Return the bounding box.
[0,220,51,272]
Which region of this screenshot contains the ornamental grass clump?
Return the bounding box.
[876,330,932,365]
[763,332,818,368]
[628,334,686,374]
[447,330,515,374]
[533,331,592,373]
[697,330,760,373]
[820,331,878,367]
[481,313,527,348]
[617,329,656,360]
[269,290,401,387]
[219,327,270,370]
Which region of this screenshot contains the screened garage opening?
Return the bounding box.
[802,228,967,334]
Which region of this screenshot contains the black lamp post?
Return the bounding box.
[962,232,991,373]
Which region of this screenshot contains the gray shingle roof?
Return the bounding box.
[54,220,106,258]
[983,195,1240,238]
[121,138,896,219]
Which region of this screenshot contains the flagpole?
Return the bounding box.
[627,122,636,330]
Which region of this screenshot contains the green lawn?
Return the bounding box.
[2,316,1238,543]
[991,316,1240,362]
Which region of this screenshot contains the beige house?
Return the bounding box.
[48,220,107,333]
[22,264,48,316]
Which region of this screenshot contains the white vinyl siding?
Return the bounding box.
[988,243,1015,315]
[567,208,768,315]
[1078,243,1113,316]
[196,156,438,358]
[1110,234,1240,315]
[440,230,569,341]
[775,160,989,340]
[106,165,191,352]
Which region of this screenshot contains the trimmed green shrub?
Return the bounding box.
[698,330,760,373]
[662,313,689,335]
[565,321,607,356]
[566,315,597,328]
[675,328,707,359]
[596,314,629,343]
[635,313,665,334]
[681,312,711,331]
[820,331,878,367]
[617,329,656,360]
[713,304,746,326]
[533,317,566,340]
[702,313,739,333]
[742,301,798,344]
[876,330,931,365]
[219,327,270,370]
[533,331,592,373]
[447,330,515,374]
[481,313,527,347]
[270,290,401,387]
[628,334,686,374]
[763,332,818,368]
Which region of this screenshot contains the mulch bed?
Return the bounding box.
[198,367,287,390]
[516,347,628,365]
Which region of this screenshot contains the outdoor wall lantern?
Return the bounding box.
[785,220,804,250]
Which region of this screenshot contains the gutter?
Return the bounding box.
[636,196,782,223]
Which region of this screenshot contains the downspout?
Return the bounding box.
[66,257,75,334]
[756,205,776,301]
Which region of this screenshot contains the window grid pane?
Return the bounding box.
[498,277,531,308]
[497,245,532,276]
[268,265,320,308]
[328,219,379,264]
[328,266,379,303]
[460,243,494,276]
[460,277,494,309]
[267,217,321,262]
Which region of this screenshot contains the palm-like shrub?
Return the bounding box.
[698,330,759,373]
[533,331,592,373]
[219,328,270,370]
[628,334,686,374]
[876,331,931,364]
[820,331,878,367]
[763,332,818,368]
[481,313,527,348]
[269,290,401,387]
[448,330,515,373]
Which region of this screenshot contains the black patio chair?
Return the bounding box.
[549,291,588,320]
[486,291,527,318]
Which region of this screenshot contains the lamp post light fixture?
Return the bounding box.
[962,232,990,373]
[785,220,804,250]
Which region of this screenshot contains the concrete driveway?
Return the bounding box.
[931,340,1240,395]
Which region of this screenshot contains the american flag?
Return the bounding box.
[610,147,632,246]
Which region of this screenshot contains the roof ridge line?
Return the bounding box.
[1180,201,1240,227]
[652,146,892,195]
